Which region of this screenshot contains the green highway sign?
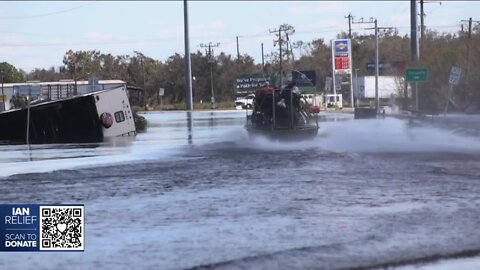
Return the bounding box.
[405,68,428,82]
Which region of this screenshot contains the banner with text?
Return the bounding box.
[234,74,269,95]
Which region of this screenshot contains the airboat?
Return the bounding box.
[244,72,319,141]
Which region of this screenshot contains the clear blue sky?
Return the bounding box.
[0,1,478,72]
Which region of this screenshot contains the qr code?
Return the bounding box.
[39,205,84,251]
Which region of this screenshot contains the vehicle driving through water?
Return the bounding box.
[245,70,319,141]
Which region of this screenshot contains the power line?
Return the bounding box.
[0,22,462,49]
[0,30,61,37]
[0,2,97,19]
[0,23,461,49]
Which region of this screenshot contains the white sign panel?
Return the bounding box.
[448,66,462,86]
[159,88,165,96]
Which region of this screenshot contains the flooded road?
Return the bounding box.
[1,110,480,269]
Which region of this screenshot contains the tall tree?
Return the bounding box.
[63,50,103,80]
[0,62,25,83]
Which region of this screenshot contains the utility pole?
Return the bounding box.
[269,25,294,88]
[353,19,395,112]
[411,0,420,62]
[72,56,78,96]
[268,24,294,129]
[271,27,282,129]
[460,17,480,81]
[1,69,5,111]
[236,36,240,62]
[461,17,480,39]
[411,0,420,111]
[374,19,379,112]
[345,13,353,39]
[416,0,441,111]
[134,51,147,111]
[276,28,283,87]
[354,68,359,107]
[352,17,390,112]
[286,33,290,62]
[261,43,265,71]
[420,0,424,45]
[183,0,193,111]
[420,1,442,56]
[200,42,220,109]
[142,56,146,111]
[469,17,473,38]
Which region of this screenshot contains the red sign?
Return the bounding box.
[335,57,350,70]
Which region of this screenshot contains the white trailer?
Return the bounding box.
[94,86,136,138]
[355,76,404,99]
[0,85,136,144]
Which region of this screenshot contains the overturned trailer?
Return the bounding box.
[0,86,136,145]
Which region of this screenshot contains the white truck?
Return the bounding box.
[234,94,255,109]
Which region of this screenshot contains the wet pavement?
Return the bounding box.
[1,111,480,269]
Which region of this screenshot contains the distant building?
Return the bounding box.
[0,80,126,111]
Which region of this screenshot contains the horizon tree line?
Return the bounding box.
[1,24,479,113]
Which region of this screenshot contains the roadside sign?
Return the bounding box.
[366,62,392,70]
[332,39,352,74]
[405,68,428,82]
[159,88,165,96]
[448,66,462,86]
[234,73,269,95]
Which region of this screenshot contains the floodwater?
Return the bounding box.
[1,110,480,270]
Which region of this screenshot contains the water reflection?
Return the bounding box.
[0,138,136,163]
[2,110,479,178]
[187,111,193,145]
[0,110,246,177]
[208,111,215,128]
